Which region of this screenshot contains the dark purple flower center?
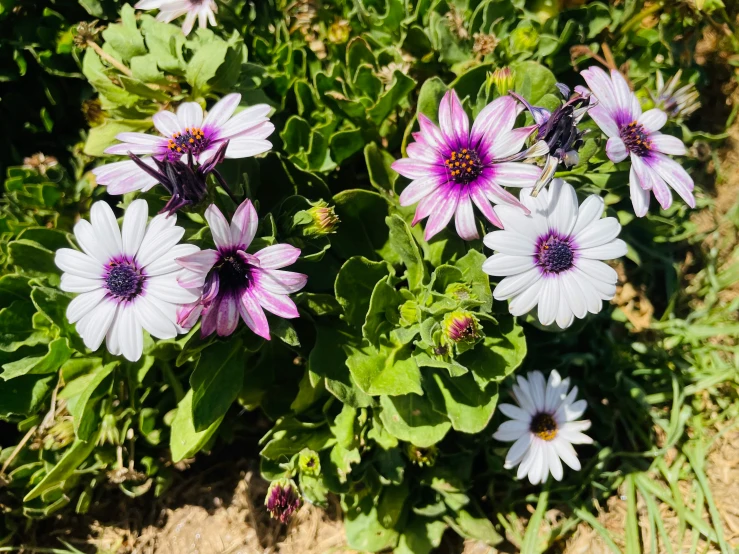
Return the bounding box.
[536,234,574,273]
[167,127,210,160]
[105,262,143,300]
[619,121,651,157]
[444,148,482,185]
[266,484,301,523]
[217,253,252,294]
[530,412,558,441]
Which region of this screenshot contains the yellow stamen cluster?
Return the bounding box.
[444,148,476,178]
[168,126,205,153]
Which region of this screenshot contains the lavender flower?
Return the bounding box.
[176,199,307,339]
[135,0,218,36]
[650,70,700,121]
[93,94,273,196]
[391,90,543,241]
[581,67,695,216]
[265,479,301,523]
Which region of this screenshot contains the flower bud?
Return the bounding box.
[405,443,438,467]
[328,18,350,44]
[445,283,475,302]
[42,419,75,451]
[510,24,539,53]
[442,311,481,345]
[298,449,321,476]
[399,301,419,326]
[298,202,339,237]
[82,99,105,127]
[265,479,302,523]
[489,67,514,97]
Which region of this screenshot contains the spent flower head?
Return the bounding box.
[405,444,438,467]
[650,69,701,121]
[265,479,302,523]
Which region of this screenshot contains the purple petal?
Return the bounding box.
[629,165,650,217]
[200,300,219,336]
[638,109,667,133]
[469,95,518,148]
[217,104,272,139]
[649,134,686,156]
[483,125,537,160]
[606,137,628,163]
[177,301,203,329]
[153,110,182,137]
[417,113,449,153]
[491,162,541,188]
[216,294,239,336]
[581,67,620,113]
[439,90,469,149]
[406,141,442,164]
[205,204,234,251]
[254,244,301,269]
[176,102,204,129]
[252,287,300,318]
[391,158,437,179]
[646,153,695,208]
[238,289,271,340]
[470,185,503,228]
[230,199,258,250]
[93,158,160,195]
[587,104,619,138]
[255,269,308,295]
[398,176,443,207]
[202,93,242,130]
[454,193,478,240]
[424,186,459,240]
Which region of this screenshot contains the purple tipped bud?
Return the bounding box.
[265,479,301,523]
[443,311,481,345]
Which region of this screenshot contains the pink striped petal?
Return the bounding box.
[424,187,459,240]
[399,176,443,207]
[439,90,469,149]
[176,249,219,273]
[485,125,537,160]
[392,158,437,179]
[646,154,695,207]
[417,113,448,152]
[205,204,234,251]
[239,289,270,339]
[255,269,308,295]
[253,287,300,318]
[587,104,619,137]
[200,300,219,336]
[454,193,478,240]
[581,67,619,114]
[216,294,239,336]
[254,244,301,269]
[491,162,541,188]
[202,93,242,130]
[469,185,503,228]
[649,134,686,156]
[230,199,258,250]
[469,95,518,148]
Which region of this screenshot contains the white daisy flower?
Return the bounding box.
[493,370,592,485]
[135,0,217,36]
[482,179,627,329]
[55,200,201,362]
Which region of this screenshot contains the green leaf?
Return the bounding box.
[454,250,493,312]
[0,300,48,353]
[83,119,153,157]
[379,394,451,447]
[425,371,498,433]
[259,418,334,460]
[335,256,389,328]
[31,287,83,350]
[345,497,400,552]
[130,54,164,82]
[346,340,423,397]
[8,239,57,274]
[0,373,55,418]
[444,507,503,546]
[459,317,526,386]
[186,40,229,94]
[362,277,403,347]
[101,4,146,61]
[396,517,447,554]
[1,338,72,380]
[386,214,425,292]
[23,433,100,502]
[66,361,116,441]
[364,142,397,192]
[332,190,393,261]
[417,77,448,122]
[170,389,224,462]
[512,60,558,104]
[330,128,365,164]
[190,340,245,431]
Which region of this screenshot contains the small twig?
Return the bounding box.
[0,425,37,478]
[86,40,178,94]
[601,43,617,70]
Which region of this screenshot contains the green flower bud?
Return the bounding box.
[489,67,515,97]
[445,282,475,302]
[296,202,339,237]
[298,449,321,476]
[405,443,438,467]
[399,300,419,326]
[510,23,539,53]
[82,98,105,127]
[328,18,350,44]
[42,419,75,451]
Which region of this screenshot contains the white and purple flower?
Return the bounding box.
[482,179,627,329]
[93,93,273,195]
[135,0,217,36]
[494,370,592,485]
[391,90,543,241]
[55,200,201,362]
[581,67,695,217]
[176,199,308,339]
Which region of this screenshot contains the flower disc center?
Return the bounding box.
[219,253,252,292]
[106,262,143,300]
[619,121,651,157]
[444,148,482,184]
[537,235,574,274]
[530,412,558,441]
[168,127,209,159]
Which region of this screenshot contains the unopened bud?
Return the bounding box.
[298,449,321,476]
[265,479,302,523]
[443,311,481,345]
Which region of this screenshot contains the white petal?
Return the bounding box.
[559,271,588,319]
[498,403,532,422]
[74,220,112,263]
[507,276,544,315]
[77,299,117,351]
[152,110,181,137]
[650,133,686,156]
[629,166,651,217]
[505,434,533,468]
[517,440,538,478]
[116,306,144,362]
[60,274,104,293]
[202,93,241,130]
[133,295,178,340]
[66,288,107,323]
[494,205,541,243]
[546,179,578,236]
[493,267,541,300]
[571,195,604,237]
[571,270,607,313]
[134,212,178,267]
[547,444,564,481]
[121,199,149,259]
[527,371,547,412]
[552,438,581,470]
[90,201,123,257]
[577,258,618,284]
[145,276,200,304]
[217,104,272,139]
[555,292,575,329]
[225,137,273,158]
[177,102,204,129]
[483,230,536,256]
[136,227,185,269]
[483,254,535,277]
[536,278,559,326]
[55,249,104,279]
[578,239,627,260]
[513,380,537,415]
[204,204,233,251]
[638,109,667,132]
[574,218,621,249]
[493,420,529,441]
[144,244,200,276]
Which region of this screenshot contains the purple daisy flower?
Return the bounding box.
[175,199,307,339]
[580,67,695,217]
[391,90,543,241]
[92,93,274,195]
